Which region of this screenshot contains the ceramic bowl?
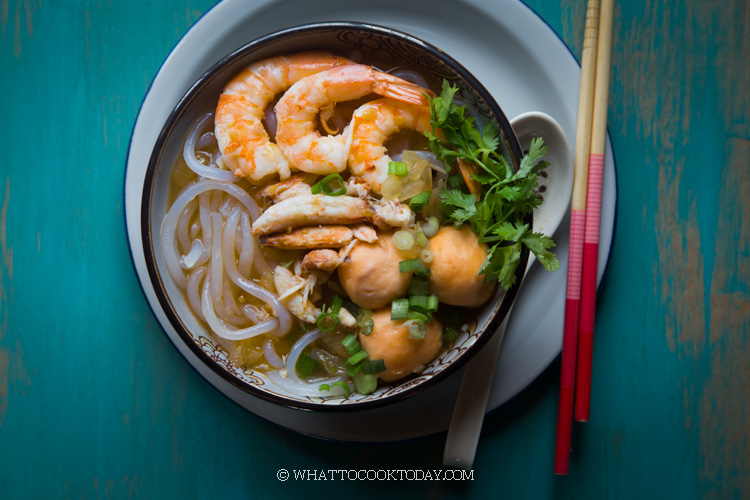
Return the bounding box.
[141,21,528,411]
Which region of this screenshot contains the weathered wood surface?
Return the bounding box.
[0,0,747,498]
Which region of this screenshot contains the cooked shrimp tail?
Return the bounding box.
[372,71,432,106]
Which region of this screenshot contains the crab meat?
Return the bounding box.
[344,177,372,199]
[339,307,357,327]
[259,173,316,203]
[372,199,415,229]
[251,194,374,235]
[273,266,319,323]
[351,224,378,243]
[261,225,353,249]
[302,249,341,273]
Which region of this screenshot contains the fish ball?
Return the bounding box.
[359,308,442,382]
[338,233,412,309]
[428,225,495,307]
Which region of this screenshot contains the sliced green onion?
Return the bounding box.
[330,294,343,314]
[420,249,434,264]
[311,174,346,196]
[359,358,386,375]
[345,358,361,377]
[407,310,430,322]
[341,334,362,356]
[408,190,432,210]
[353,371,378,395]
[357,309,374,336]
[444,327,460,342]
[399,258,431,277]
[388,161,408,176]
[409,294,430,311]
[317,295,343,331]
[415,231,429,248]
[296,353,318,378]
[317,311,339,331]
[407,321,428,339]
[390,298,410,320]
[422,216,440,237]
[361,319,374,336]
[427,294,439,312]
[392,230,415,250]
[408,278,430,296]
[347,350,368,365]
[319,381,351,398]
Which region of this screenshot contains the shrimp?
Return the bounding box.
[214,52,352,183]
[274,65,431,175]
[251,194,374,236]
[349,98,432,194]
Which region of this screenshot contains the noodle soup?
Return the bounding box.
[146,23,530,410]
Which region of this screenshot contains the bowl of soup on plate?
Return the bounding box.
[142,22,544,411]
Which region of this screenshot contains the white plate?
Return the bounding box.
[125,0,616,442]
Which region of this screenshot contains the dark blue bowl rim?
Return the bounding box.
[140,21,528,412]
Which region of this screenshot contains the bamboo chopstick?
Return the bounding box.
[575,0,615,423]
[554,0,600,476]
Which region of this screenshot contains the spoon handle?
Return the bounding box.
[443,313,510,469]
[443,254,537,470]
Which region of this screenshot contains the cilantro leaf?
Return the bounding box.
[522,232,560,272]
[478,243,523,289]
[493,221,530,242]
[440,189,477,223]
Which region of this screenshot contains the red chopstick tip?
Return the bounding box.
[554,452,570,475]
[554,386,575,475]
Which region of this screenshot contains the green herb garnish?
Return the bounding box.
[444,327,460,342]
[359,359,386,375]
[424,81,559,288]
[398,258,431,277]
[388,161,409,176]
[319,381,351,398]
[311,174,346,196]
[408,190,432,210]
[356,308,374,336]
[352,371,378,395]
[341,333,362,356]
[316,295,343,331]
[296,353,319,377]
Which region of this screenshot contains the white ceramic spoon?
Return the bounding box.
[443,112,574,469]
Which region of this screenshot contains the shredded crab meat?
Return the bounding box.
[372,199,415,229]
[276,274,306,300]
[337,240,358,266]
[273,266,320,323]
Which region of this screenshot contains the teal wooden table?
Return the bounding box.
[2,0,748,498]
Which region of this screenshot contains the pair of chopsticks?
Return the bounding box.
[554,0,614,475]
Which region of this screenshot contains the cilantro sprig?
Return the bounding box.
[424,81,560,289]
